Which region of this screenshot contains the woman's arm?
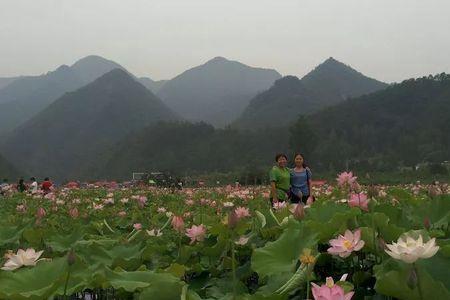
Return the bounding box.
[271,181,278,203]
[306,168,313,203]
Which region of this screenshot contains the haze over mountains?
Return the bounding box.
[157,57,282,127]
[0,56,127,134]
[1,69,178,180]
[234,58,388,129]
[0,54,448,180]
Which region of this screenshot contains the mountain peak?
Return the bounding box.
[85,68,138,89]
[72,55,116,66]
[71,55,125,84]
[206,56,230,64]
[314,57,356,73]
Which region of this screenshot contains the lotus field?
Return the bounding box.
[0,173,449,300]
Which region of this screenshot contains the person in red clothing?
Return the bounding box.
[41,177,53,194]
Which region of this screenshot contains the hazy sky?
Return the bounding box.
[1,0,449,82]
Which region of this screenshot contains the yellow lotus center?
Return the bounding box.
[326,277,335,288]
[343,240,353,249]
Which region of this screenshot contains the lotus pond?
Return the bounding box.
[0,176,449,300]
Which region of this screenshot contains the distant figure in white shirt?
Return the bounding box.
[30,177,38,194]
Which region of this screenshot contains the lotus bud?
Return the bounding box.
[424,217,431,230]
[67,250,76,266]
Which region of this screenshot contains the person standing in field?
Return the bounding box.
[269,153,290,204]
[29,177,38,194]
[42,177,53,194]
[17,178,27,193]
[290,153,313,204]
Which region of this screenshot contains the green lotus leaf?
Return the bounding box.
[0,257,67,300]
[374,258,450,300]
[252,219,317,277]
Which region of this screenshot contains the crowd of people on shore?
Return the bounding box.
[0,177,53,197]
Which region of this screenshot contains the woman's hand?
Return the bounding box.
[306,196,314,205]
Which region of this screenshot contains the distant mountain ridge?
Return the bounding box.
[0,55,130,134]
[1,69,179,180]
[234,57,389,129]
[0,153,20,179]
[0,77,20,90]
[296,73,450,171]
[138,77,168,94]
[157,56,282,127]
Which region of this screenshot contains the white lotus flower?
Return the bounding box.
[146,229,163,237]
[385,234,439,263]
[2,248,45,271]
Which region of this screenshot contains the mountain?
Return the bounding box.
[0,153,20,179]
[70,55,126,83]
[138,77,168,94]
[157,57,282,127]
[0,55,127,134]
[234,57,388,129]
[301,57,388,104]
[1,69,179,180]
[0,77,20,90]
[233,76,321,129]
[291,73,450,171]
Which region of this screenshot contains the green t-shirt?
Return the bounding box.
[269,166,290,200]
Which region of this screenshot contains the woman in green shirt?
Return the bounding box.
[269,153,291,204]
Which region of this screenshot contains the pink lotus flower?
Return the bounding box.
[185,199,195,206]
[104,198,114,205]
[311,274,354,300]
[327,229,365,258]
[171,215,185,233]
[16,204,27,213]
[290,203,305,220]
[93,203,104,210]
[262,192,270,198]
[348,193,369,211]
[44,193,55,201]
[157,207,167,213]
[234,206,250,219]
[186,224,207,244]
[273,201,287,210]
[337,172,357,188]
[69,207,79,219]
[137,196,147,208]
[36,207,46,219]
[133,223,142,230]
[235,236,250,246]
[117,211,126,217]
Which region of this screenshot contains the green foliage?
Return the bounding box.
[299,74,450,172]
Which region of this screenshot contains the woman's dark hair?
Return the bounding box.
[30,177,36,181]
[275,153,288,162]
[293,153,308,168]
[44,177,49,181]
